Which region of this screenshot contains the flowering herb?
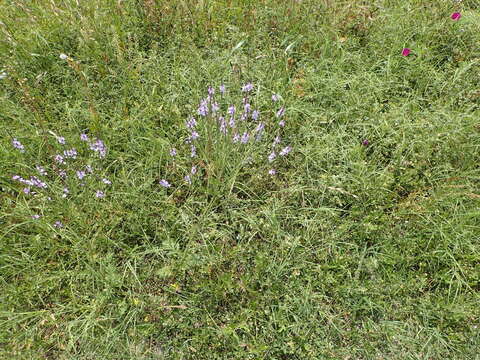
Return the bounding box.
[95,190,105,198]
[402,48,411,57]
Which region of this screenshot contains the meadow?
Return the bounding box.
[1,0,480,358]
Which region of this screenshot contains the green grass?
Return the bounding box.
[1,0,480,358]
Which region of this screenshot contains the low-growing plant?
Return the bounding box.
[158,83,292,193]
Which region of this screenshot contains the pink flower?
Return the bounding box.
[402,48,411,57]
[451,12,461,21]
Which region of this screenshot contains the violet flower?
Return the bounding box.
[240,132,249,144]
[279,146,292,156]
[12,138,25,152]
[159,179,171,188]
[276,107,285,118]
[76,170,86,180]
[242,83,254,92]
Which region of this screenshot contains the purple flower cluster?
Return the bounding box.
[89,138,107,158]
[11,131,112,227]
[160,82,293,186]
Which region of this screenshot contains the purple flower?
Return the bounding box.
[190,131,200,141]
[53,221,63,228]
[268,152,276,162]
[63,148,77,159]
[54,154,65,164]
[278,120,285,127]
[268,169,276,176]
[36,165,47,176]
[273,136,281,146]
[76,170,86,180]
[254,123,265,141]
[362,139,370,146]
[242,83,254,92]
[102,178,111,185]
[272,94,279,102]
[186,117,197,129]
[276,107,285,118]
[208,86,215,96]
[228,105,236,115]
[279,146,292,156]
[244,103,251,113]
[197,103,208,117]
[12,138,25,152]
[95,190,105,198]
[232,132,240,143]
[229,117,236,129]
[184,175,192,185]
[402,48,411,57]
[191,165,197,175]
[170,148,177,157]
[12,175,22,181]
[62,187,69,198]
[159,179,171,188]
[59,170,67,178]
[219,84,226,95]
[89,139,107,158]
[241,132,250,144]
[23,187,31,194]
[211,102,219,113]
[219,118,227,134]
[57,136,66,145]
[31,214,41,220]
[29,176,47,189]
[80,133,89,141]
[252,110,260,121]
[191,145,197,158]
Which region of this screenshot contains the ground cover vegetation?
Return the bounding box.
[1,0,480,358]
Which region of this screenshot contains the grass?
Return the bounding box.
[1,0,480,358]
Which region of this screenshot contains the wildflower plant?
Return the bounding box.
[8,131,112,227]
[160,83,292,191]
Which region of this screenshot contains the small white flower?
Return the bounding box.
[59,53,68,60]
[0,71,7,80]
